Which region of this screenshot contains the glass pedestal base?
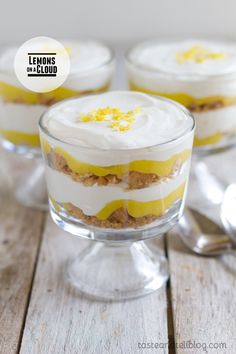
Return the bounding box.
[67,241,169,301]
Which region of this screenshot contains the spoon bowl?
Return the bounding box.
[178,209,232,256]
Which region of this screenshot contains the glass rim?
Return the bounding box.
[125,38,236,82]
[39,92,195,152]
[0,40,115,78]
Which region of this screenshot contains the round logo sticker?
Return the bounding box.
[14,36,70,93]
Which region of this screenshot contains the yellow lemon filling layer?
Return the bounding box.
[58,182,185,220]
[42,142,191,177]
[0,81,110,104]
[194,132,223,147]
[0,130,40,146]
[96,182,185,220]
[129,82,236,108]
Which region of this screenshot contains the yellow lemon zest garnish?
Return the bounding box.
[176,45,226,64]
[109,121,120,129]
[118,124,131,132]
[80,114,93,122]
[78,106,141,132]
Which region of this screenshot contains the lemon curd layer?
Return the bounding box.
[129,82,236,108]
[44,143,191,177]
[95,182,185,219]
[56,182,185,220]
[0,81,110,105]
[194,132,223,147]
[0,130,40,146]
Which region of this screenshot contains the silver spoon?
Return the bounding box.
[178,208,233,256]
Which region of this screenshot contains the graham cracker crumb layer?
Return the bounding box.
[49,152,182,190]
[187,100,225,112]
[65,203,158,229]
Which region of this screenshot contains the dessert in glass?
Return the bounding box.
[39,91,195,300]
[126,39,236,153]
[126,39,236,205]
[0,40,114,209]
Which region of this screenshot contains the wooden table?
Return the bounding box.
[1,54,236,353]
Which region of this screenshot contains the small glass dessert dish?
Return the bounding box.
[39,91,195,300]
[126,39,236,154]
[0,40,114,209]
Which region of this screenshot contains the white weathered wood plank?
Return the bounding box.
[167,211,236,354]
[20,216,169,354]
[0,149,45,354]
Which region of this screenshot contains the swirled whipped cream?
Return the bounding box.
[42,91,193,149]
[128,40,236,77]
[62,40,111,75]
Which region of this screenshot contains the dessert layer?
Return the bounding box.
[48,145,191,176]
[128,40,236,77]
[0,101,45,134]
[193,105,236,138]
[0,81,109,105]
[41,91,193,149]
[46,165,188,218]
[47,148,190,188]
[62,40,112,75]
[194,132,223,147]
[129,83,236,112]
[96,183,185,220]
[0,130,40,146]
[61,204,158,228]
[41,132,193,167]
[50,181,185,228]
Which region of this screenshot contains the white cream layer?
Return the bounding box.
[0,40,113,92]
[127,66,236,97]
[127,40,236,97]
[0,100,45,133]
[43,91,193,149]
[129,40,236,76]
[194,105,236,138]
[46,163,189,216]
[43,131,193,166]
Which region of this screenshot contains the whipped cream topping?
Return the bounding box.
[61,40,112,75]
[128,40,236,77]
[0,40,112,77]
[41,91,193,149]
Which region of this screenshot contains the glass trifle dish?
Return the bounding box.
[126,39,236,205]
[126,39,236,153]
[39,91,195,300]
[0,40,114,209]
